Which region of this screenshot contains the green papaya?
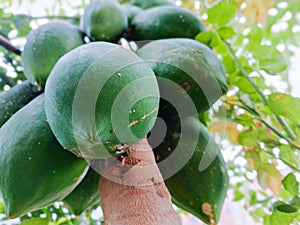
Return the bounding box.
[137,38,227,116]
[45,42,160,159]
[151,114,229,224]
[0,81,41,127]
[123,4,143,24]
[82,0,128,42]
[0,95,88,218]
[128,6,205,41]
[130,0,174,9]
[22,21,85,88]
[63,168,100,215]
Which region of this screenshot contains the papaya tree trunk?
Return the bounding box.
[99,138,181,225]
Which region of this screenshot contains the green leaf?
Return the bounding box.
[259,58,288,75]
[218,27,235,40]
[233,190,244,201]
[257,168,268,190]
[268,93,300,124]
[247,45,287,74]
[270,211,296,225]
[195,31,213,46]
[273,201,298,213]
[282,173,299,196]
[290,196,300,209]
[262,164,281,178]
[279,145,300,169]
[207,0,238,27]
[222,55,236,74]
[20,218,48,225]
[238,128,258,147]
[247,25,263,46]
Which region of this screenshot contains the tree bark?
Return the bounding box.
[99,138,182,225]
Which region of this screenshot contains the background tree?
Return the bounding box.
[0,0,299,224]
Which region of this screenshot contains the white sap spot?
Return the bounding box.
[28,157,32,160]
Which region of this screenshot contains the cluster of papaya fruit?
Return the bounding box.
[0,0,229,224]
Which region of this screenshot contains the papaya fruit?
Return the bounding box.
[22,21,85,88]
[0,81,41,127]
[45,42,160,159]
[128,6,205,41]
[130,0,174,9]
[0,95,88,218]
[151,114,229,224]
[63,168,100,215]
[123,4,143,24]
[137,38,227,116]
[82,0,128,42]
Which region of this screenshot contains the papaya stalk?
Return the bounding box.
[99,138,181,225]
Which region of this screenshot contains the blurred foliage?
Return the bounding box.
[0,0,300,224]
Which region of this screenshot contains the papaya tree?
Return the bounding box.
[0,0,299,225]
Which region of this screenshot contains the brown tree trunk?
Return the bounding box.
[99,138,182,225]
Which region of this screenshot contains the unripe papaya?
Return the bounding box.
[0,81,41,127]
[123,4,143,24]
[130,0,174,9]
[128,6,205,41]
[151,115,229,224]
[45,42,159,159]
[82,0,128,42]
[0,95,88,218]
[22,21,85,88]
[63,168,100,215]
[137,38,227,116]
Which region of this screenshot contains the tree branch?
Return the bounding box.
[0,35,21,56]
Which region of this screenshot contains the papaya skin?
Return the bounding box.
[123,4,143,24]
[22,21,85,88]
[45,42,159,159]
[82,0,128,42]
[137,38,228,116]
[99,138,182,225]
[130,0,174,9]
[63,168,100,215]
[128,6,206,41]
[0,95,88,218]
[0,80,42,127]
[150,112,229,224]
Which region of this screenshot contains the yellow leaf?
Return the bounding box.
[227,123,240,144]
[268,175,282,196]
[209,121,228,133]
[242,0,274,24]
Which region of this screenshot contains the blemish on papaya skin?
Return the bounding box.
[202,202,216,225]
[182,82,193,91]
[128,108,158,127]
[128,120,139,127]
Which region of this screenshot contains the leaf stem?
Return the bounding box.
[223,41,297,141]
[263,150,300,172]
[228,98,291,142]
